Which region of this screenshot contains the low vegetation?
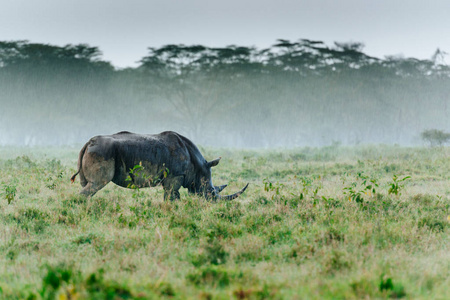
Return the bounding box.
[0,145,449,299]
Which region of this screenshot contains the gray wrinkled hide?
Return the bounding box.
[71,131,247,200]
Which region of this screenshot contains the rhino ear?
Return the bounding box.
[207,157,221,168]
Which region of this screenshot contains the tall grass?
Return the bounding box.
[0,146,449,299]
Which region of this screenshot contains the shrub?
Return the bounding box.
[10,207,50,233]
[2,182,17,204]
[186,266,233,288]
[418,217,445,232]
[191,236,229,267]
[379,275,406,298]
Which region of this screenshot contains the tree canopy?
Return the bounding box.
[0,39,449,147]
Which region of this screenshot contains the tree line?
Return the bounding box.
[0,39,449,147]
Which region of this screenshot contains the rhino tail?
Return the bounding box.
[71,142,89,183]
[70,173,78,183]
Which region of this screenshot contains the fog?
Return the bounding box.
[0,40,449,148]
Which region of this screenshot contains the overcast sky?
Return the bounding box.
[1,0,449,68]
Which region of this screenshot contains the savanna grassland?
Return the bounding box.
[0,145,449,299]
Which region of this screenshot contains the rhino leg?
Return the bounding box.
[163,175,184,201]
[80,152,115,197]
[81,182,108,197]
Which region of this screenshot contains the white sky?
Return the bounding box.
[1,0,449,68]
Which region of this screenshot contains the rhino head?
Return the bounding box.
[192,157,249,200]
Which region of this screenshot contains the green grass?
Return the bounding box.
[0,145,449,299]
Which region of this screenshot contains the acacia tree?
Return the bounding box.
[138,44,267,143]
[421,129,450,147]
[0,41,115,145]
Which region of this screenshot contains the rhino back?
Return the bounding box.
[85,131,206,188]
[113,131,203,180]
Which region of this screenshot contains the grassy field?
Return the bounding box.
[0,145,449,299]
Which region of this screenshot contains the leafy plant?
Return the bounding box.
[263,178,283,195]
[45,171,64,190]
[126,164,144,188]
[125,164,147,200]
[125,162,169,200]
[40,264,79,300]
[299,175,322,198]
[388,175,411,196]
[2,182,17,204]
[85,268,132,298]
[379,275,406,298]
[343,172,378,203]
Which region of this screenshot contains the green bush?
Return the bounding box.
[186,266,234,288]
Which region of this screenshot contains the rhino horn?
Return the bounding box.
[218,183,249,201]
[215,184,228,193]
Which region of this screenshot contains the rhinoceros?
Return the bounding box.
[70,131,248,200]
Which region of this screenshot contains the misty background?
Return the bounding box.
[1,0,449,148]
[0,39,448,147]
